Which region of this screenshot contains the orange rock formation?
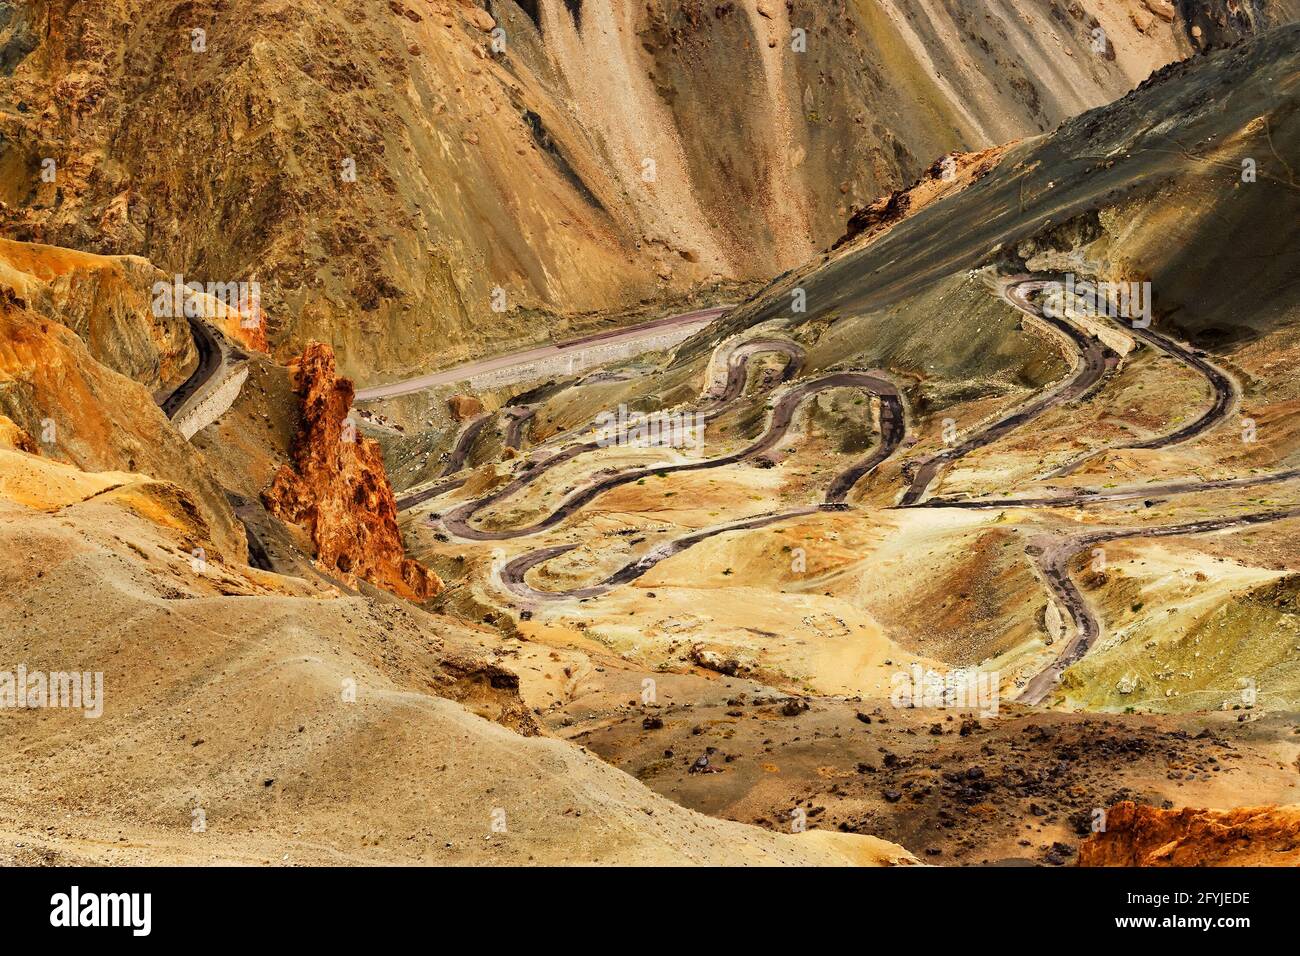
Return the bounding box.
[1077,801,1300,866]
[263,342,441,601]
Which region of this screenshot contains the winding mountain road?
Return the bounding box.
[497,378,904,602]
[921,278,1263,704]
[155,317,272,571]
[1017,507,1300,705]
[1120,325,1237,448]
[386,274,1281,704]
[1044,302,1238,478]
[382,319,903,598]
[898,278,1120,506]
[497,505,833,602]
[444,370,899,542]
[159,316,223,417]
[395,338,804,512]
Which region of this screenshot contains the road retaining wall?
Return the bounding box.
[174,360,248,439]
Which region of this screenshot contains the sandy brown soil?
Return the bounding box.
[563,697,1300,865]
[2,8,1299,870]
[0,439,914,866]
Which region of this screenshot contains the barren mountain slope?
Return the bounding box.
[0,435,915,867]
[2,0,1299,873]
[4,0,1288,379]
[390,25,1300,747]
[0,276,248,559]
[0,215,915,868]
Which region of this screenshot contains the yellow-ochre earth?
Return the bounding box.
[2,2,1299,867]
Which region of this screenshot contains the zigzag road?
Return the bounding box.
[918,467,1300,510]
[882,276,1268,703]
[1017,507,1300,705]
[395,338,802,512]
[385,277,1278,705]
[899,278,1120,506]
[1044,298,1239,477]
[382,319,903,599]
[497,377,904,601]
[448,370,901,542]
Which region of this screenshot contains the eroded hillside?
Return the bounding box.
[4,0,1283,379]
[364,26,1300,862]
[1,2,1298,871]
[0,236,924,865]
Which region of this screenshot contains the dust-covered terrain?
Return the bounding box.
[1,3,1298,869]
[376,24,1300,863]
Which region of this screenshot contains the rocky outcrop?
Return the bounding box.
[446,393,484,422]
[438,652,540,736]
[263,342,441,600]
[0,415,38,453]
[1175,0,1286,51]
[834,145,1011,251]
[0,238,195,393]
[1077,801,1300,866]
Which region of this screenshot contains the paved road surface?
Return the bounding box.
[504,405,538,450]
[155,318,272,571]
[446,370,900,542]
[355,306,731,401]
[440,412,493,476]
[497,377,904,602]
[1017,507,1300,705]
[898,278,1119,506]
[395,338,803,513]
[387,273,1281,705]
[159,316,223,417]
